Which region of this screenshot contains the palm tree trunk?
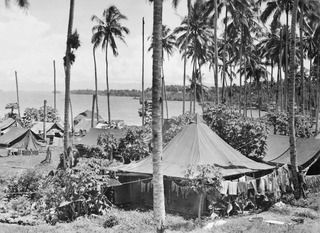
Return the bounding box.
[152,0,166,231]
[276,63,280,111]
[258,78,261,118]
[284,10,289,112]
[214,0,219,104]
[316,57,320,135]
[105,42,111,123]
[183,0,191,114]
[93,47,99,123]
[142,17,145,126]
[308,59,312,115]
[222,8,227,104]
[239,27,243,114]
[299,9,304,115]
[279,29,284,112]
[91,94,96,128]
[63,0,75,165]
[271,59,274,104]
[53,60,57,114]
[193,61,197,114]
[244,58,248,118]
[161,65,168,119]
[288,0,301,199]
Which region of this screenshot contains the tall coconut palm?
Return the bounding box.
[91,42,100,126]
[288,0,301,198]
[174,0,212,112]
[63,0,75,167]
[151,0,165,231]
[91,6,129,123]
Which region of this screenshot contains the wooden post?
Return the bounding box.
[53,60,57,114]
[43,100,47,143]
[142,17,145,126]
[15,71,21,118]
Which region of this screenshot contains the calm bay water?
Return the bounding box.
[0,91,201,125]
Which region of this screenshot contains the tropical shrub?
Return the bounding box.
[203,105,268,159]
[98,133,118,160]
[265,112,313,137]
[118,129,150,164]
[6,169,43,200]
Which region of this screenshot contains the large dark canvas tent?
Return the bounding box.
[264,134,320,175]
[113,117,273,216]
[0,127,44,151]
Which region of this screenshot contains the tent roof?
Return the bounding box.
[0,118,17,131]
[77,128,127,146]
[31,121,64,135]
[116,119,273,178]
[264,134,320,169]
[264,134,290,162]
[74,110,103,124]
[74,118,97,133]
[0,127,44,150]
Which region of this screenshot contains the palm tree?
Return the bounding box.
[174,0,212,112]
[288,0,301,198]
[91,40,100,126]
[171,0,191,114]
[63,0,75,167]
[91,6,129,123]
[151,0,165,231]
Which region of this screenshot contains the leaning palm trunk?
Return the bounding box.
[152,0,166,231]
[93,47,99,122]
[105,42,111,123]
[288,0,301,199]
[63,0,75,167]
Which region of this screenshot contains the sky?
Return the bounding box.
[0,0,218,92]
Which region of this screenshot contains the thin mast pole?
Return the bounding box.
[43,99,47,143]
[15,71,21,118]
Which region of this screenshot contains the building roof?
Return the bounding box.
[0,127,44,150]
[0,118,18,131]
[31,121,64,135]
[76,128,127,146]
[116,118,273,178]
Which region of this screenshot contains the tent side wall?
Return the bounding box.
[114,174,209,217]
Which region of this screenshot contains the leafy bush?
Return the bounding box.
[75,144,106,159]
[6,169,43,200]
[98,133,118,160]
[118,129,150,164]
[39,158,115,222]
[203,105,268,159]
[265,112,313,137]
